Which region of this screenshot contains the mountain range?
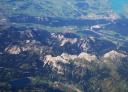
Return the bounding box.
[0,0,128,92]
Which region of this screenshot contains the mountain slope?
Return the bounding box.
[0,26,128,92]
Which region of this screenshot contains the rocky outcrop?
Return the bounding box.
[5,45,21,55]
[44,52,97,64]
[44,52,97,74]
[103,50,127,62]
[51,33,78,46]
[78,52,97,61]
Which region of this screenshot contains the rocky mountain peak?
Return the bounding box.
[103,50,127,62]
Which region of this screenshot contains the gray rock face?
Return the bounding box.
[5,45,21,55]
[103,50,127,62]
